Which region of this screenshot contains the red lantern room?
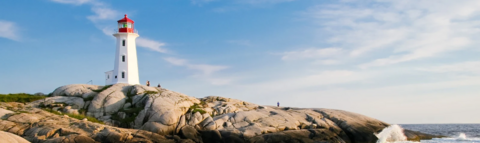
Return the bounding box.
[117,14,134,33]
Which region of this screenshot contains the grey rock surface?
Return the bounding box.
[4,84,440,143]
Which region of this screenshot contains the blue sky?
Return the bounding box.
[1,0,480,124]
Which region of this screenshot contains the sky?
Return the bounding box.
[1,0,480,124]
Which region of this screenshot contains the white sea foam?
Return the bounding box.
[375,124,412,143]
[418,133,480,143]
[456,133,467,140]
[375,125,480,143]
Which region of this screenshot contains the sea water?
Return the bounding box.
[376,124,480,143]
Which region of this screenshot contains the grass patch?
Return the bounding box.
[92,85,112,93]
[42,108,104,124]
[0,93,46,103]
[142,90,158,95]
[17,111,29,114]
[192,108,206,114]
[189,103,206,114]
[189,103,201,110]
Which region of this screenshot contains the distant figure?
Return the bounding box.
[277,101,279,107]
[157,84,161,88]
[146,81,150,86]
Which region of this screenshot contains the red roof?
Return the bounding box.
[117,14,134,23]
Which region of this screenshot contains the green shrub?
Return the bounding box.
[0,93,46,103]
[189,103,201,110]
[67,114,103,124]
[17,111,29,114]
[121,107,143,114]
[143,91,158,95]
[41,108,103,124]
[92,85,112,93]
[83,96,95,101]
[189,103,207,114]
[192,108,206,114]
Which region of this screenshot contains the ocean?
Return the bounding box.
[377,124,480,143]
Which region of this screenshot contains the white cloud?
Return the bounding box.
[137,38,168,53]
[242,70,365,94]
[51,0,169,53]
[0,20,20,41]
[188,64,229,75]
[281,47,343,61]
[164,57,231,85]
[418,61,480,74]
[191,0,217,5]
[313,59,340,65]
[306,0,480,68]
[87,7,119,22]
[164,57,228,76]
[227,40,252,47]
[50,0,92,5]
[164,57,188,66]
[239,0,295,5]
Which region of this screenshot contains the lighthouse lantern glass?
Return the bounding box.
[118,23,133,28]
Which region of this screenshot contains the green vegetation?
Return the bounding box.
[189,103,207,114]
[192,108,206,114]
[17,111,29,114]
[125,87,136,104]
[0,93,46,103]
[216,97,227,102]
[143,90,158,95]
[189,103,201,110]
[42,108,104,124]
[83,95,95,101]
[92,85,112,93]
[110,107,143,128]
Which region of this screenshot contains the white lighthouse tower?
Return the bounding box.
[105,14,140,85]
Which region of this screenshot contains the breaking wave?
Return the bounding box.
[375,125,480,143]
[375,124,417,143]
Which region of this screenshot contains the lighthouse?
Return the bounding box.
[105,14,140,85]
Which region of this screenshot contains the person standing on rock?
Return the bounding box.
[277,101,280,107]
[146,81,150,86]
[157,84,161,88]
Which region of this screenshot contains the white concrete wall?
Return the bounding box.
[105,70,113,85]
[111,33,140,85]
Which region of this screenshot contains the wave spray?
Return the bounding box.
[375,124,408,143]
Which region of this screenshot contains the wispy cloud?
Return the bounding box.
[50,0,93,5]
[136,38,167,53]
[164,57,228,75]
[243,70,365,94]
[0,20,20,41]
[51,0,169,53]
[306,0,480,68]
[227,40,252,47]
[418,61,480,74]
[191,0,218,5]
[281,47,343,61]
[239,0,295,5]
[164,57,231,85]
[87,7,118,22]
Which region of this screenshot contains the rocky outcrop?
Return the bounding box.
[0,131,30,143]
[3,84,440,143]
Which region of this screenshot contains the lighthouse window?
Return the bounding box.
[122,55,125,62]
[122,72,125,78]
[122,40,125,46]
